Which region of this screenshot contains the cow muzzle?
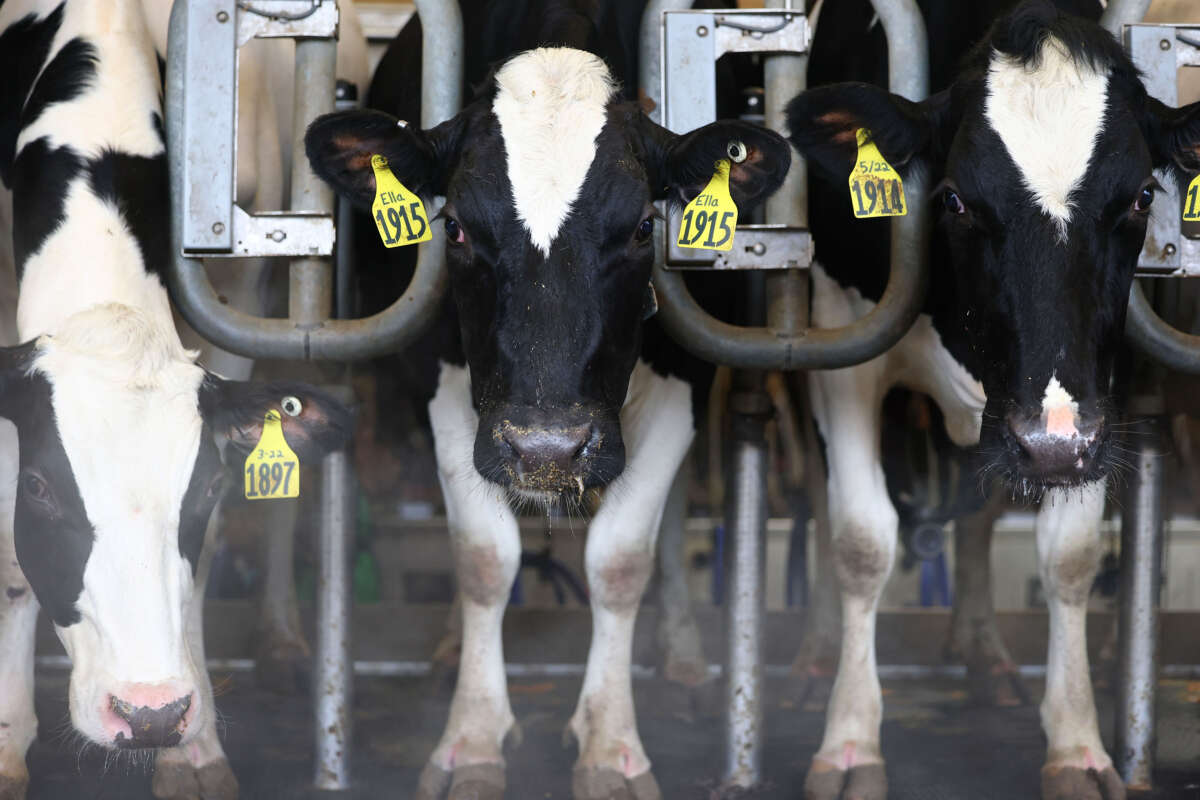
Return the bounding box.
[476,406,622,495]
[1005,410,1104,485]
[101,683,197,749]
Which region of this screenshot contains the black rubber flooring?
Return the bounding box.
[24,670,1200,799]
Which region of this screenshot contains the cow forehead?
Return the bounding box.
[492,47,617,258]
[984,37,1109,237]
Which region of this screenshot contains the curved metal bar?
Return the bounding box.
[1101,0,1152,34]
[1125,281,1200,374]
[166,0,461,362]
[646,0,931,370]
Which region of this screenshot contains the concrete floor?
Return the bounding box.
[22,669,1200,799]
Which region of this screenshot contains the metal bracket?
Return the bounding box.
[662,10,812,271]
[1127,24,1200,277]
[236,0,339,45]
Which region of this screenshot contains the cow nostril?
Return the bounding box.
[109,692,192,749]
[503,424,593,474]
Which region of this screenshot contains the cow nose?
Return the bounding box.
[1007,412,1102,482]
[503,423,593,478]
[107,690,193,749]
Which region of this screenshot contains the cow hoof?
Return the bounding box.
[804,763,887,800]
[1041,765,1125,800]
[966,660,1031,707]
[416,762,505,800]
[253,634,311,695]
[152,756,238,800]
[572,766,662,800]
[0,773,27,800]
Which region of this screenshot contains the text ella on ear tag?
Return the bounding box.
[371,154,432,248]
[677,159,737,251]
[1184,173,1200,222]
[848,128,906,219]
[244,410,300,500]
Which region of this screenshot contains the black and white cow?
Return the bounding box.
[786,0,1200,797]
[305,2,790,797]
[0,2,352,798]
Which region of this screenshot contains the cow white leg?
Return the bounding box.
[417,365,519,800]
[1037,482,1124,800]
[568,364,692,800]
[153,503,237,800]
[0,424,35,800]
[654,463,709,688]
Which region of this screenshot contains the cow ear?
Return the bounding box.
[198,377,353,461]
[304,108,465,209]
[652,120,791,211]
[786,82,949,183]
[1145,96,1200,182]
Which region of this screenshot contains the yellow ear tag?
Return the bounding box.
[244,410,300,500]
[1184,173,1200,221]
[370,154,433,248]
[848,128,906,219]
[677,159,738,251]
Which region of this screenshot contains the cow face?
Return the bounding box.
[307,47,788,500]
[0,305,349,749]
[787,1,1200,490]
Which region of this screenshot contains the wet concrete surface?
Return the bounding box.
[24,670,1200,799]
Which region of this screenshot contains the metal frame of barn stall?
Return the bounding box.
[159,0,1197,794]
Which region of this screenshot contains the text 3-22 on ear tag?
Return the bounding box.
[848,128,906,219]
[1184,173,1200,222]
[244,410,300,500]
[677,159,738,251]
[371,154,433,248]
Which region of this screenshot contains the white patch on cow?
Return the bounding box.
[492,48,616,257]
[16,0,164,159]
[984,37,1109,238]
[1041,373,1080,438]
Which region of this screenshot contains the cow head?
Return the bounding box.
[787,0,1200,491]
[307,47,788,500]
[0,305,349,749]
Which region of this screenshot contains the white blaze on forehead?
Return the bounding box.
[1041,373,1080,438]
[492,47,617,257]
[984,37,1109,237]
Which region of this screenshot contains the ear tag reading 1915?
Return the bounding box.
[371,154,432,248]
[1184,173,1200,221]
[677,159,737,251]
[849,128,906,219]
[244,410,300,500]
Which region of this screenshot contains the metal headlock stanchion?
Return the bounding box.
[641,0,929,790]
[165,0,463,790]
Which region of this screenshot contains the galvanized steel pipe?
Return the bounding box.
[638,0,693,125]
[1127,282,1200,375]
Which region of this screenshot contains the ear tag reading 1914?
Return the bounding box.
[1184,173,1200,222]
[848,128,906,219]
[244,410,300,500]
[371,154,432,248]
[677,159,738,251]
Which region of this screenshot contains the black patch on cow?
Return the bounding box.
[20,37,98,134]
[10,138,84,279]
[177,425,221,574]
[87,148,170,276]
[0,3,65,186]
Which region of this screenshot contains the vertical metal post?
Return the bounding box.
[314,439,355,790]
[1115,412,1165,791]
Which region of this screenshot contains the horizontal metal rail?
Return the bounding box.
[166,0,462,361]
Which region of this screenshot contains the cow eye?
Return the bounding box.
[20,471,52,505]
[634,216,655,244]
[1134,186,1155,213]
[942,188,966,216]
[444,217,465,244]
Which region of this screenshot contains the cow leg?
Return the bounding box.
[654,462,709,688]
[945,488,1030,707]
[1036,482,1124,800]
[417,365,519,800]
[0,425,35,800]
[153,504,238,800]
[567,365,692,800]
[253,499,310,693]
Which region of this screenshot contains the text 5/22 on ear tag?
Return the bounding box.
[848,128,906,219]
[1184,173,1200,222]
[371,154,432,248]
[677,159,738,251]
[244,410,300,500]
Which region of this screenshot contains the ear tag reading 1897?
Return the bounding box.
[371,154,432,248]
[244,410,300,500]
[1184,173,1200,221]
[849,128,906,219]
[677,159,737,251]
